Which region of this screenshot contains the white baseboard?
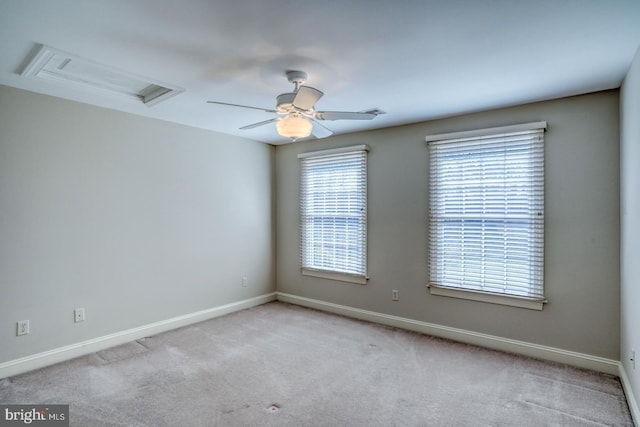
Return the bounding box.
[277,292,620,375]
[0,292,277,379]
[619,363,640,426]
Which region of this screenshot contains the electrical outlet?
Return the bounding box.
[392,290,399,301]
[16,320,29,336]
[242,276,248,287]
[74,308,85,323]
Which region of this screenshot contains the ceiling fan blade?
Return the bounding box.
[239,118,278,130]
[292,86,323,110]
[207,101,277,113]
[311,120,333,139]
[314,111,377,121]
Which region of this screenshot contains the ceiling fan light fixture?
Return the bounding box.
[276,114,312,140]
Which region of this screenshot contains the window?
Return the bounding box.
[298,145,368,284]
[427,122,546,310]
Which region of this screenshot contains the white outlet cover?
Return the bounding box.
[17,320,30,336]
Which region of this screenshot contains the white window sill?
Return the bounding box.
[428,285,547,311]
[302,268,368,285]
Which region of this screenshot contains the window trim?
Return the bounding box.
[426,122,547,309]
[298,144,369,284]
[297,144,370,159]
[301,268,368,285]
[425,121,547,143]
[427,284,546,310]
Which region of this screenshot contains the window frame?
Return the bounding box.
[426,122,547,310]
[298,145,369,284]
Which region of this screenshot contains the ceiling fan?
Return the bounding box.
[207,70,384,141]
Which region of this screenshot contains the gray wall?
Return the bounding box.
[276,91,621,359]
[621,46,640,412]
[0,85,276,363]
[0,83,624,367]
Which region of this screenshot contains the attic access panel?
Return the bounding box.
[21,45,184,106]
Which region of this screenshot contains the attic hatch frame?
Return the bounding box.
[21,44,184,107]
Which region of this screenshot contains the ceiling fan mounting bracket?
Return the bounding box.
[285,70,308,86]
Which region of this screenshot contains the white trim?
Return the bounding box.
[276,292,619,375]
[0,292,277,379]
[297,144,369,159]
[428,285,546,310]
[425,121,547,143]
[619,363,640,426]
[301,268,367,284]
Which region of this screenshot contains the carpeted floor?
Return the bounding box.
[0,302,633,426]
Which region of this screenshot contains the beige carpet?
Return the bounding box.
[0,302,633,426]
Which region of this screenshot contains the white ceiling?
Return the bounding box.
[1,0,639,145]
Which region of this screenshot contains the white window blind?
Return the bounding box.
[427,123,545,301]
[299,146,368,280]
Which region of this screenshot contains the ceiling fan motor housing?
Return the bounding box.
[276,92,296,113]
